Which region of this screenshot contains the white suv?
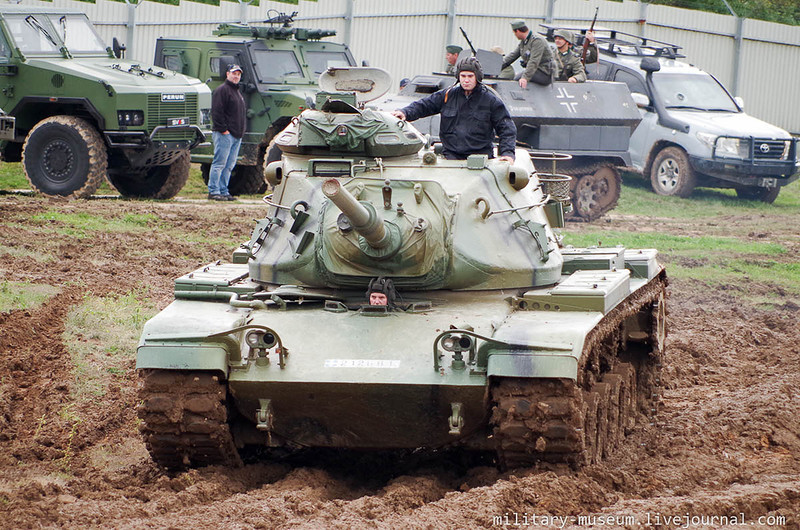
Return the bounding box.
[586,30,799,202]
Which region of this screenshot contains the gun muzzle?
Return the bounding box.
[322,179,391,249]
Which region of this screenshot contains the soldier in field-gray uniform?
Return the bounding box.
[501,19,554,87]
[445,44,462,75]
[553,29,587,83]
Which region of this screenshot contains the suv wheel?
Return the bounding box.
[108,152,190,199]
[650,147,696,198]
[735,185,780,203]
[22,116,107,198]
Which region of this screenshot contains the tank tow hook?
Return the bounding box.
[256,399,275,442]
[448,403,464,435]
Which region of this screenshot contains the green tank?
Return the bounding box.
[136,67,667,470]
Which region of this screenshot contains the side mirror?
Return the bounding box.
[112,37,126,59]
[734,96,744,110]
[640,57,661,73]
[631,92,650,108]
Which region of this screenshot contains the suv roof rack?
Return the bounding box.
[540,25,685,59]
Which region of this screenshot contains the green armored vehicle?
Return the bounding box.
[136,68,667,470]
[0,6,211,199]
[154,11,356,195]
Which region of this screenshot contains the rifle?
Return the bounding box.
[459,27,477,56]
[581,7,599,65]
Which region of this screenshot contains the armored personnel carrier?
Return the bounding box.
[375,50,642,221]
[136,68,667,471]
[0,6,210,199]
[154,11,357,195]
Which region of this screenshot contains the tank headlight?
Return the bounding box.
[117,110,144,127]
[246,330,277,349]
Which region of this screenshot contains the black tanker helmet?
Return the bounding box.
[455,56,484,83]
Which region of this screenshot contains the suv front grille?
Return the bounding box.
[147,94,198,142]
[752,139,789,161]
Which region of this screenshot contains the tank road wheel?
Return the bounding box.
[22,116,107,198]
[735,185,780,203]
[650,147,696,198]
[109,152,190,199]
[490,275,668,470]
[570,165,622,222]
[138,370,242,470]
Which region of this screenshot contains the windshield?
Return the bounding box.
[305,51,353,75]
[53,14,107,54]
[6,15,61,54]
[653,72,738,112]
[251,49,302,83]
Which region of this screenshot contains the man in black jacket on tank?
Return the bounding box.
[391,57,517,162]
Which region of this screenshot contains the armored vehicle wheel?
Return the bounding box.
[491,276,666,470]
[650,147,696,198]
[568,165,622,222]
[22,116,107,198]
[109,152,190,199]
[138,370,242,470]
[735,185,780,203]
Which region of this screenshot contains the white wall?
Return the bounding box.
[24,0,800,133]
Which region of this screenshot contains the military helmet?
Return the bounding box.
[455,56,484,83]
[554,29,574,45]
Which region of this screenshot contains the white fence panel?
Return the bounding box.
[19,0,800,132]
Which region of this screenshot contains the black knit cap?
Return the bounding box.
[455,56,483,83]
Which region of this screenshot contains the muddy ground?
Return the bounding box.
[0,194,798,529]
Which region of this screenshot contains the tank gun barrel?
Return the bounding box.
[321,179,391,249]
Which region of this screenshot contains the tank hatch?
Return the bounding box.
[275,67,424,157]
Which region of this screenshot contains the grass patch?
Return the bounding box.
[63,290,157,402]
[30,210,160,238]
[0,161,27,189]
[562,231,786,256]
[0,281,60,312]
[618,173,800,217]
[0,161,263,200]
[0,244,54,262]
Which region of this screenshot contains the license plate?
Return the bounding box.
[167,117,189,126]
[760,177,778,187]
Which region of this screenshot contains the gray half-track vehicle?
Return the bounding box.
[136,67,667,471]
[0,6,211,199]
[154,11,357,195]
[374,49,642,222]
[572,28,799,202]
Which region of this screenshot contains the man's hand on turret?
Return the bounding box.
[498,155,515,163]
[391,110,406,121]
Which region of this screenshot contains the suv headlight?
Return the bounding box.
[716,137,747,158]
[697,132,746,159]
[200,108,211,126]
[117,110,144,127]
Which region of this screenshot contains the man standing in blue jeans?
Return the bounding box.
[208,63,247,201]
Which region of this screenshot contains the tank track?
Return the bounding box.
[138,370,242,470]
[560,162,622,222]
[491,273,667,469]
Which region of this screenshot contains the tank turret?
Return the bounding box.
[136,67,668,473]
